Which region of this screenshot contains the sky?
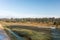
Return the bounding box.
[0,0,60,18]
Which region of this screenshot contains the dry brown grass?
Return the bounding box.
[0,21,60,28]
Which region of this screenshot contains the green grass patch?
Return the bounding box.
[4,29,17,40]
[12,28,51,40]
[4,26,52,40]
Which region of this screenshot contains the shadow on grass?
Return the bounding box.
[7,25,51,33]
[4,25,52,40]
[4,27,32,40]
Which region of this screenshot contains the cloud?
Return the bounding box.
[0,10,60,18]
[0,10,36,18]
[0,10,19,18]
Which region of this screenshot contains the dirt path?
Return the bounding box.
[0,24,10,40]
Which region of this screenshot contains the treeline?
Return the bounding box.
[0,17,60,25]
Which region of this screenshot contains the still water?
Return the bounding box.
[51,28,60,40]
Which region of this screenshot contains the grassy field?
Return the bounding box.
[4,27,18,40]
[4,25,52,40]
[1,21,60,28]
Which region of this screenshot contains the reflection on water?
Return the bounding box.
[51,28,60,40]
[0,30,9,40]
[0,34,5,40]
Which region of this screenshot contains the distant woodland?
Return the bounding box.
[0,17,60,26]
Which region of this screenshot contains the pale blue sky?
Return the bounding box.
[0,0,60,18]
